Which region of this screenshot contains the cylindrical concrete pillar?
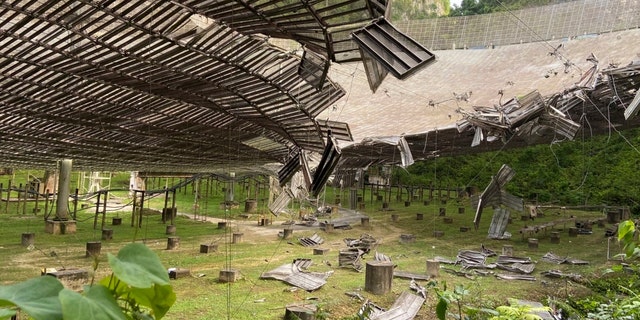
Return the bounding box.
[364,261,394,295]
[56,159,72,220]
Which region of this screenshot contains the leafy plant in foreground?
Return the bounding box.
[0,243,175,320]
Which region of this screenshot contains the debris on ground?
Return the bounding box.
[260,262,333,291]
[298,233,324,247]
[344,234,378,253]
[495,274,536,281]
[541,252,589,265]
[457,250,497,269]
[410,279,427,299]
[541,270,583,282]
[368,291,425,320]
[339,248,365,271]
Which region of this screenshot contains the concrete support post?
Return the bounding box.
[56,159,72,220]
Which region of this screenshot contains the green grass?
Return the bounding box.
[0,188,625,319]
[0,170,628,319]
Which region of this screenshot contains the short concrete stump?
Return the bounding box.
[568,227,579,237]
[169,268,190,279]
[458,207,465,214]
[167,236,180,250]
[423,200,430,206]
[528,238,539,250]
[550,231,560,244]
[86,241,102,258]
[21,232,35,246]
[443,217,453,224]
[439,208,446,216]
[416,213,424,220]
[404,201,411,207]
[285,303,317,320]
[400,234,415,243]
[112,217,122,225]
[45,220,77,235]
[244,199,257,213]
[313,248,330,255]
[391,214,399,222]
[101,229,113,241]
[200,244,218,253]
[433,230,444,238]
[361,217,370,227]
[426,259,440,277]
[165,225,176,235]
[217,221,227,229]
[364,260,394,295]
[459,226,470,232]
[502,245,514,256]
[259,218,271,226]
[323,223,334,232]
[382,202,389,210]
[219,269,240,283]
[282,228,293,239]
[232,233,243,244]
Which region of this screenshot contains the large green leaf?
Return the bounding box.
[436,298,448,320]
[128,284,176,319]
[0,276,63,320]
[0,308,17,319]
[107,243,170,288]
[60,286,126,320]
[100,274,175,319]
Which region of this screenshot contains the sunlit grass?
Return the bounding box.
[0,173,625,319]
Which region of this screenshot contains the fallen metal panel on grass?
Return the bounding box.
[495,274,536,281]
[369,291,425,320]
[299,233,325,247]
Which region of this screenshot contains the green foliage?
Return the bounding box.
[0,243,175,320]
[398,128,640,208]
[0,276,64,320]
[449,0,558,16]
[586,295,640,320]
[391,0,450,20]
[618,220,640,259]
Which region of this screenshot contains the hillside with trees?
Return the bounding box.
[392,127,640,214]
[389,0,576,19]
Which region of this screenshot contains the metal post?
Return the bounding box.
[93,192,101,230]
[72,188,79,220]
[101,190,108,229]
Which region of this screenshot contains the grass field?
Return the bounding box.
[0,178,625,319]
